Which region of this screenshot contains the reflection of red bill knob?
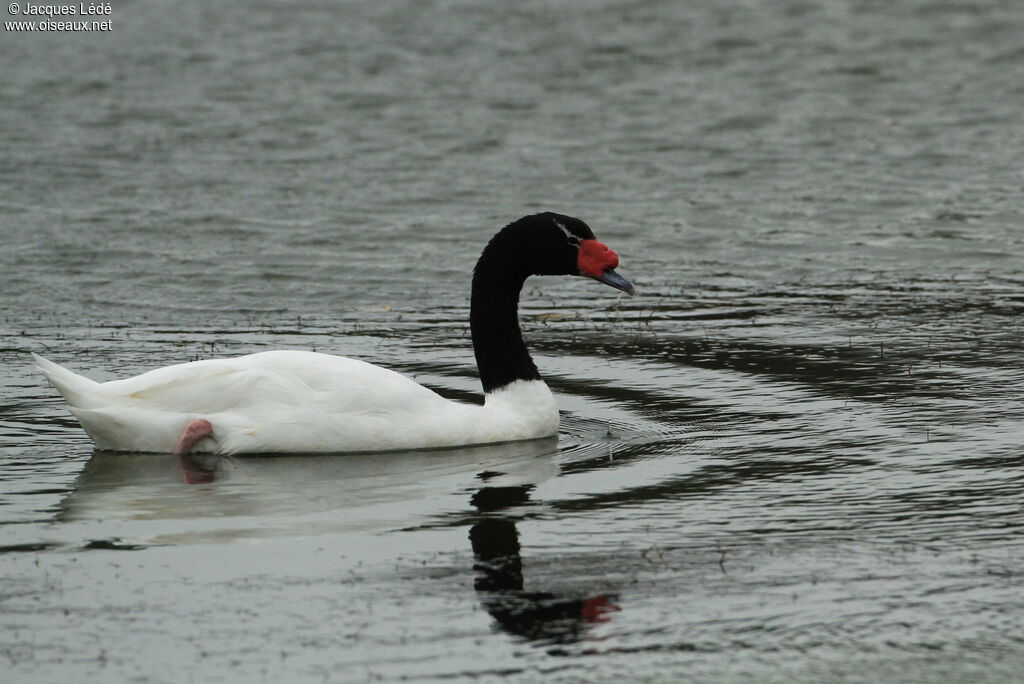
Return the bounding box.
[580,594,622,623]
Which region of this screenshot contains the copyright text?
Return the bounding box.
[6,3,113,31]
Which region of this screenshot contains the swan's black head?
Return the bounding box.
[471,213,635,393]
[484,212,636,295]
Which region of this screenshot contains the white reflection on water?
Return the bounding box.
[55,439,560,545]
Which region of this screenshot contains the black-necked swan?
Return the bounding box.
[33,213,635,455]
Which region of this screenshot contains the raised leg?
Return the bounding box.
[174,418,214,455]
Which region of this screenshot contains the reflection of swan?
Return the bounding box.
[34,213,634,454]
[57,439,559,545]
[468,485,620,643]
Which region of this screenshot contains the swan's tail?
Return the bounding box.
[32,353,190,452]
[32,353,102,409]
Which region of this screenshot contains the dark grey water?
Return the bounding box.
[3,0,1024,681]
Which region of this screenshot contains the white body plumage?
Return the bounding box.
[33,350,559,454]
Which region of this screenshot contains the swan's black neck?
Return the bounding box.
[470,230,542,394]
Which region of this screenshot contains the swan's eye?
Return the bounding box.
[554,220,581,247]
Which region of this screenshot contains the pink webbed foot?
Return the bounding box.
[174,418,214,456]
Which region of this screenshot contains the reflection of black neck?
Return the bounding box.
[470,234,541,394]
[469,518,523,592]
[468,486,532,592]
[467,484,619,644]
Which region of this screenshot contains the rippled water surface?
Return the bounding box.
[3,0,1024,681]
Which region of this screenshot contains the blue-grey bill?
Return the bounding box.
[592,268,636,296]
